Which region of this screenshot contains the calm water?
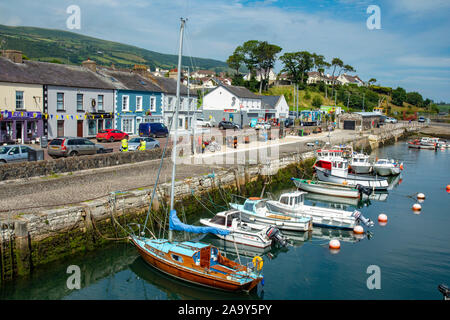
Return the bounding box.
[1,142,449,300]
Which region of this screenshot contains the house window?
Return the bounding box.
[15,91,24,110]
[136,117,142,129]
[88,120,96,136]
[168,97,173,111]
[122,95,129,112]
[136,96,143,111]
[57,93,64,111]
[189,98,193,110]
[150,96,156,112]
[57,120,64,137]
[77,94,83,111]
[122,118,134,134]
[98,95,104,111]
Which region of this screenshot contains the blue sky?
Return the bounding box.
[0,0,449,102]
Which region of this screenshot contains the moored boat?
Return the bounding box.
[349,153,373,174]
[373,158,403,176]
[264,191,373,230]
[291,177,368,198]
[230,198,313,232]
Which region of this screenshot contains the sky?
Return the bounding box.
[0,0,449,102]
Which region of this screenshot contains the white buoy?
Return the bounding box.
[378,213,388,223]
[417,193,425,200]
[329,239,341,250]
[412,203,422,211]
[353,225,364,234]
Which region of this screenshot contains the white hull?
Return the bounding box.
[266,201,359,230]
[373,166,392,176]
[315,166,388,190]
[293,179,360,198]
[351,164,372,174]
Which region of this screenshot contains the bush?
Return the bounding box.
[312,95,323,108]
[304,91,311,100]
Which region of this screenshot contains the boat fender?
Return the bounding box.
[252,256,264,271]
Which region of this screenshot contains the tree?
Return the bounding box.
[254,41,282,93]
[226,47,245,75]
[368,78,377,85]
[405,91,423,107]
[392,87,407,106]
[280,51,314,85]
[330,58,355,96]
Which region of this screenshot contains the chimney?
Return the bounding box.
[133,64,149,76]
[82,58,97,72]
[2,50,23,63]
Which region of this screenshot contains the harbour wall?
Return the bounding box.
[0,126,417,282]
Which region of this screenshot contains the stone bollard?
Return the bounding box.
[14,221,31,276]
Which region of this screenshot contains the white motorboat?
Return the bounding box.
[229,198,313,232]
[264,191,373,230]
[373,158,403,176]
[291,177,368,198]
[314,158,389,191]
[349,153,373,174]
[199,210,286,248]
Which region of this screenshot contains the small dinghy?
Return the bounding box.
[291,178,372,198]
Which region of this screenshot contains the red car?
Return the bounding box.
[96,129,129,142]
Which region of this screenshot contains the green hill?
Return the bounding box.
[0,24,229,72]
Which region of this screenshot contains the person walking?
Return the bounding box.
[121,138,128,152]
[138,139,146,151]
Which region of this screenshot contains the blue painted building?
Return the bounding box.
[99,68,164,135]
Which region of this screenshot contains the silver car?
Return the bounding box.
[121,137,161,151]
[0,144,36,164]
[48,137,105,158]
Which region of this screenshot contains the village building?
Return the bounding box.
[337,112,383,131]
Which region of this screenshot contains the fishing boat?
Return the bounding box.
[199,210,287,248]
[407,137,438,150]
[129,19,263,293]
[314,158,389,191]
[349,152,373,174]
[291,177,370,198]
[264,191,373,230]
[373,158,403,176]
[230,198,313,232]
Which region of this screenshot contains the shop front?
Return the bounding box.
[0,111,43,144]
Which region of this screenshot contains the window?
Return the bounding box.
[171,254,183,263]
[77,94,83,111]
[189,98,193,110]
[210,215,226,226]
[136,117,142,129]
[122,95,129,111]
[280,197,289,205]
[168,97,173,111]
[244,202,254,212]
[136,96,143,111]
[150,96,156,112]
[88,120,96,136]
[57,93,64,111]
[16,91,24,110]
[9,146,20,155]
[98,95,104,111]
[122,118,134,134]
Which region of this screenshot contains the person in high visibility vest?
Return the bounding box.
[121,138,128,152]
[138,139,146,151]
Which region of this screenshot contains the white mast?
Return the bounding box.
[169,18,186,242]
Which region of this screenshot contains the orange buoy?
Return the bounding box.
[379,221,387,227]
[378,213,388,223]
[417,193,425,200]
[329,239,341,250]
[400,164,404,170]
[412,203,422,211]
[447,185,450,191]
[353,225,364,234]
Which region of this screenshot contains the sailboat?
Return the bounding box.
[129,19,263,293]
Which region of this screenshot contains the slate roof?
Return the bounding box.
[150,76,197,96]
[261,95,281,109]
[222,85,260,99]
[97,68,162,92]
[0,57,115,90]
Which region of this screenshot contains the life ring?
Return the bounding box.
[252,256,263,271]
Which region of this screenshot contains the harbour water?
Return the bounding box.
[1,142,449,300]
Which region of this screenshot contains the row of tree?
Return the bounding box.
[226,40,355,97]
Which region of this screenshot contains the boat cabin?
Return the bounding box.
[209,210,242,228]
[278,191,306,208]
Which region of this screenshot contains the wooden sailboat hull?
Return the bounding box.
[130,237,261,293]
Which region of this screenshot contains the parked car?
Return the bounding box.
[254,121,271,130]
[384,117,398,123]
[0,145,37,163]
[139,123,169,138]
[196,118,213,127]
[48,137,105,158]
[218,121,240,130]
[284,118,294,127]
[96,129,129,142]
[418,116,426,123]
[122,137,160,151]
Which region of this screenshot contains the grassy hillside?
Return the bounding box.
[0,24,229,72]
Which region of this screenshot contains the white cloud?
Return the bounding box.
[396,56,450,68]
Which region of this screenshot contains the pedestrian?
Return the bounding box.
[121,138,128,152]
[138,139,146,151]
[233,136,238,149]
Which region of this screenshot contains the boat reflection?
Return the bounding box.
[129,256,262,300]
